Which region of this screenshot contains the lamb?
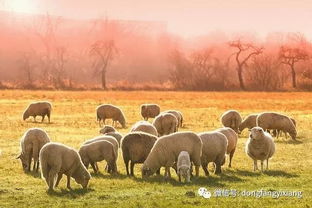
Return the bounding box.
[177,151,191,183]
[99,125,116,134]
[79,140,117,174]
[245,127,275,171]
[198,132,227,176]
[130,121,158,136]
[214,127,238,168]
[83,135,119,173]
[17,128,50,172]
[257,112,297,140]
[39,142,91,190]
[152,113,178,136]
[23,101,52,123]
[239,114,258,133]
[121,132,158,176]
[221,110,242,133]
[163,110,183,129]
[142,132,202,179]
[141,104,160,120]
[96,104,126,128]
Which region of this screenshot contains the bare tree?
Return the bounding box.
[52,47,67,89]
[279,33,309,88]
[18,51,37,87]
[229,39,263,90]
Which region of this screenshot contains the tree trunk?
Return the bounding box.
[291,65,297,88]
[101,68,107,89]
[237,66,246,90]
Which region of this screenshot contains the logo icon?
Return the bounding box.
[198,187,211,199]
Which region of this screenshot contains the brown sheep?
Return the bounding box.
[152,113,178,136]
[141,104,160,120]
[23,101,52,123]
[221,110,242,133]
[96,104,126,128]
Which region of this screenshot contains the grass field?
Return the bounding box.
[0,90,311,208]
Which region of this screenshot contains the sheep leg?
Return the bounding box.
[95,163,99,172]
[66,175,72,190]
[195,165,199,177]
[156,168,161,175]
[36,161,40,172]
[125,160,130,175]
[55,173,63,187]
[34,116,37,123]
[90,162,97,173]
[178,172,181,182]
[41,115,45,122]
[27,153,32,172]
[186,173,191,183]
[229,149,235,168]
[48,168,58,190]
[201,162,209,177]
[215,162,222,174]
[130,161,135,176]
[261,161,264,172]
[47,113,50,123]
[164,167,171,179]
[266,159,269,170]
[253,160,258,171]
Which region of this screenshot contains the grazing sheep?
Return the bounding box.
[141,104,160,120]
[177,151,191,183]
[215,127,238,168]
[163,110,183,128]
[152,113,178,136]
[142,132,202,179]
[245,127,275,171]
[104,132,123,146]
[23,101,52,123]
[239,114,258,132]
[131,121,158,136]
[96,104,126,128]
[198,132,227,176]
[221,110,242,133]
[99,125,116,134]
[274,117,297,139]
[39,142,91,190]
[17,128,50,172]
[79,140,117,174]
[121,132,158,176]
[83,135,119,172]
[257,112,297,140]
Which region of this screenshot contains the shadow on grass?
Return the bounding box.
[226,169,298,178]
[25,171,41,178]
[274,139,303,145]
[90,171,128,180]
[263,170,299,178]
[47,187,94,198]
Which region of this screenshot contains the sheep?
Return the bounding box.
[177,151,191,183]
[79,140,117,174]
[274,117,297,139]
[121,132,158,176]
[221,110,242,133]
[104,132,123,146]
[142,132,202,179]
[141,104,160,120]
[163,110,183,129]
[152,113,178,136]
[257,112,297,140]
[23,101,52,123]
[245,127,275,171]
[198,132,227,176]
[214,127,238,168]
[16,128,50,172]
[39,142,91,190]
[96,104,126,128]
[99,125,116,134]
[83,135,119,173]
[239,114,258,133]
[130,121,158,136]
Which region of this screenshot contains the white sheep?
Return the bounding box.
[96,104,126,128]
[39,142,91,190]
[23,101,52,123]
[177,151,191,183]
[198,132,227,176]
[163,110,183,129]
[152,113,178,136]
[17,128,50,172]
[130,121,158,136]
[142,132,202,179]
[141,104,160,120]
[239,114,258,133]
[221,110,242,133]
[245,127,275,171]
[257,112,297,140]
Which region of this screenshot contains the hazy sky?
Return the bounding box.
[2,0,312,37]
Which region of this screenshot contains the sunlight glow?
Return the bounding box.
[7,0,36,14]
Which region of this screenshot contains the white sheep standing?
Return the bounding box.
[23,101,52,123]
[152,113,178,136]
[221,110,242,133]
[96,104,126,128]
[17,128,50,172]
[177,151,191,183]
[245,127,275,171]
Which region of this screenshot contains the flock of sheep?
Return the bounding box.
[17,101,297,190]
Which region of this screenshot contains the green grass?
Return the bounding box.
[0,90,311,207]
